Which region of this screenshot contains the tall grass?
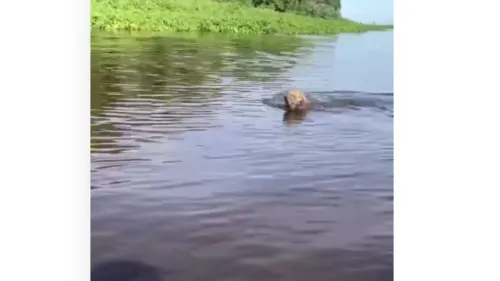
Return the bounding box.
[91,0,391,35]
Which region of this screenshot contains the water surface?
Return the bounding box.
[91,30,393,281]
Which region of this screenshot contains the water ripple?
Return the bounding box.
[91,31,393,281]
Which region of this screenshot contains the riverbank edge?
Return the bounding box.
[91,0,393,35]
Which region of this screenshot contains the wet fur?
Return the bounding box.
[284,89,312,112]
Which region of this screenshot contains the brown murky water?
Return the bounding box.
[91,30,393,281]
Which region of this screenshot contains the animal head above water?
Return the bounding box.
[284,89,311,111]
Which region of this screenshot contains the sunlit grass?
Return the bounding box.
[91,0,392,35]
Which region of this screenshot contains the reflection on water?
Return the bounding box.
[91,30,393,281]
[283,109,311,126]
[91,33,311,154]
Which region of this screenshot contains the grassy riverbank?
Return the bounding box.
[91,0,392,35]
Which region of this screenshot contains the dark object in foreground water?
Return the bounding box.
[284,89,312,111]
[91,260,163,281]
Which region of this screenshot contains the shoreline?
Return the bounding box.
[91,0,392,35]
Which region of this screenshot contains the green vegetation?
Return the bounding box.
[217,0,342,20]
[91,0,392,35]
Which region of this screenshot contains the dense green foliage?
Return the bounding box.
[91,0,391,34]
[218,0,341,19]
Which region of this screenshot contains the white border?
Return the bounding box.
[0,0,90,280]
[1,0,499,280]
[397,0,500,280]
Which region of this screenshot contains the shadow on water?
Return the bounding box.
[91,260,165,281]
[90,249,392,281]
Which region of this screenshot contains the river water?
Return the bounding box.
[91,30,393,281]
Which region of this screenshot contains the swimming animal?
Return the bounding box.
[284,89,312,112]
